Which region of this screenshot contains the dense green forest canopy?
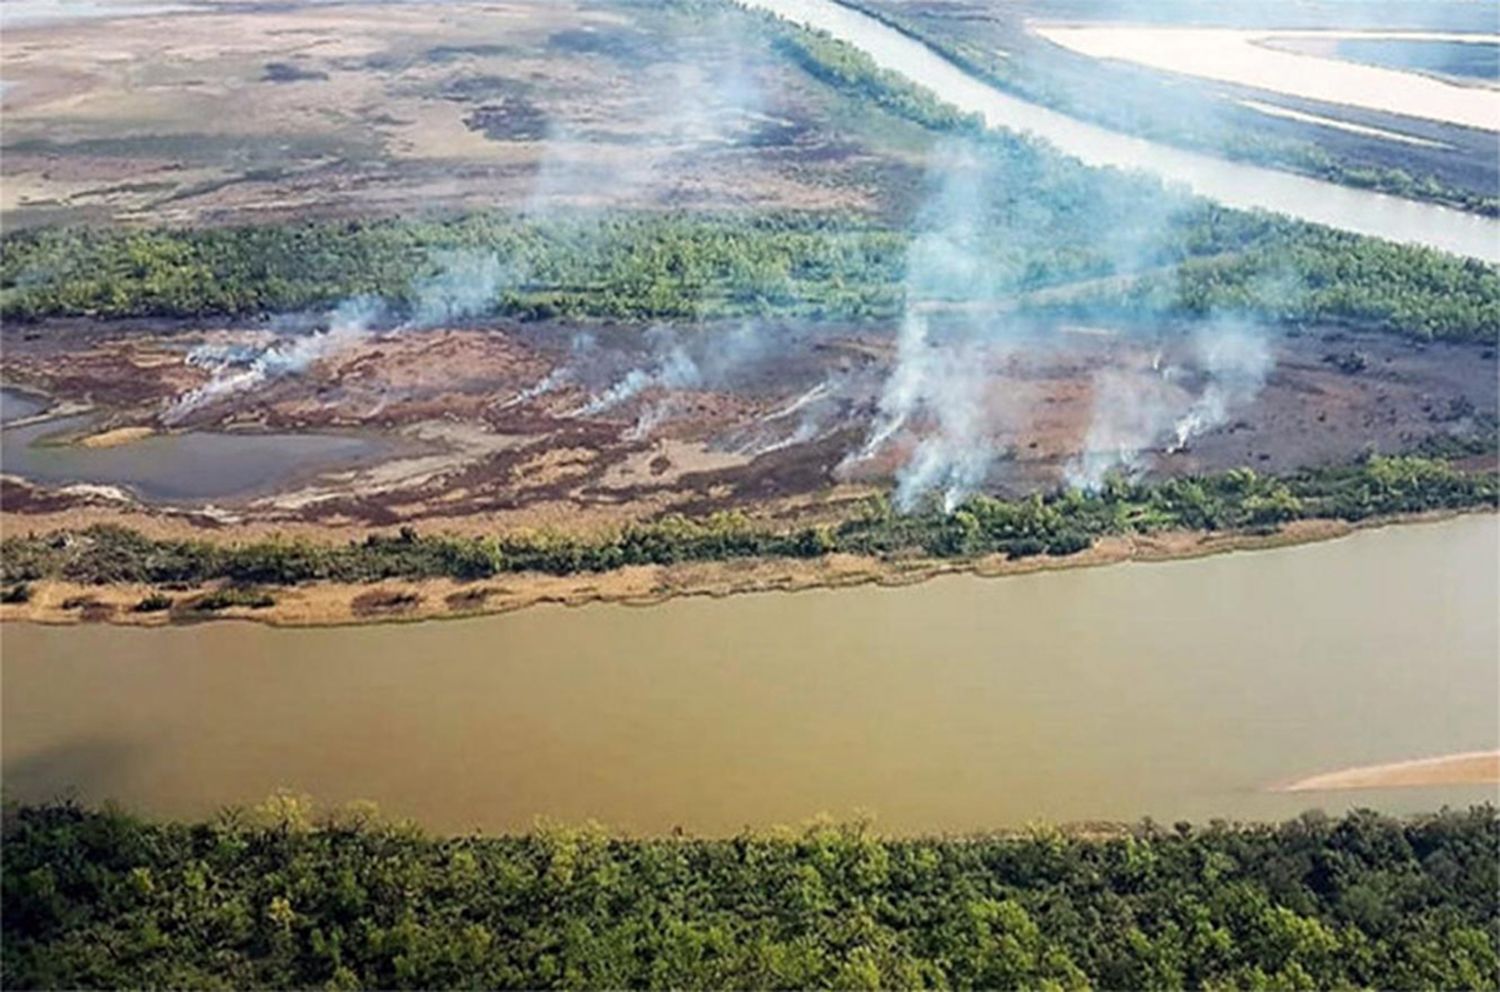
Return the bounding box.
[3,801,1496,990]
[3,455,1493,594]
[4,205,1496,341]
[2,23,1496,341]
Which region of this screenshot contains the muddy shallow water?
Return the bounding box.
[3,514,1495,835]
[0,394,399,503]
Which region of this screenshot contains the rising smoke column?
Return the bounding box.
[525,8,767,214]
[164,249,505,423]
[572,326,702,418]
[852,141,1011,512]
[1065,319,1274,490]
[1065,364,1186,493]
[1169,322,1273,451]
[165,295,388,424]
[408,249,508,328]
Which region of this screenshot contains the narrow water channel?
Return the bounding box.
[4,515,1495,835]
[738,0,1500,261]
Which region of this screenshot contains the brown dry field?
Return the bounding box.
[0,0,928,227]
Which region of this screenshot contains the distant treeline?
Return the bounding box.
[2,25,1497,341]
[3,207,1495,341]
[3,456,1493,590]
[3,800,1496,990]
[837,0,1500,218]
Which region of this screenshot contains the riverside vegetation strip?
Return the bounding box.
[2,455,1494,612]
[2,800,1496,990]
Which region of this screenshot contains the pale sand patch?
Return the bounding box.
[1033,25,1500,131]
[1278,751,1500,792]
[75,426,155,448]
[596,439,750,490]
[1238,99,1450,149]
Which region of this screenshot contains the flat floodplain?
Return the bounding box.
[4,514,1495,835]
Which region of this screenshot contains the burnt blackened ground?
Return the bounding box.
[2,316,1495,532]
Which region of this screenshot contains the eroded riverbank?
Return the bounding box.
[0,511,1487,628]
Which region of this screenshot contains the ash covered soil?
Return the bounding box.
[3,315,1494,536]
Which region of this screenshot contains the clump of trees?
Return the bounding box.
[2,800,1496,989]
[2,457,1493,591]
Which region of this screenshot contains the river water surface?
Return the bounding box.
[738,0,1500,261]
[4,515,1496,834]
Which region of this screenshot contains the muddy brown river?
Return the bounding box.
[3,515,1497,834]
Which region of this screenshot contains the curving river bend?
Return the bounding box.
[739,0,1500,262]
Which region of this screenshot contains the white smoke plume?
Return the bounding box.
[165,295,386,424]
[1065,321,1274,491]
[851,141,1012,511]
[731,378,845,457]
[496,332,597,411]
[1169,324,1274,451]
[892,342,995,513]
[1065,364,1186,492]
[558,321,781,436]
[525,12,766,215]
[574,326,701,417]
[409,249,507,327]
[164,250,506,423]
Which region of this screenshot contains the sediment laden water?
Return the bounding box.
[4,515,1495,834]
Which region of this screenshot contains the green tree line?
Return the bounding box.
[3,205,1494,340]
[3,800,1496,989]
[3,456,1493,590]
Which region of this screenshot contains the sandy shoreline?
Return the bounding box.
[1034,25,1500,130]
[1,509,1487,629]
[1278,751,1500,792]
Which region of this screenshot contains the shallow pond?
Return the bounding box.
[1,404,395,503]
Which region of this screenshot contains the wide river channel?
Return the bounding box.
[4,515,1496,835]
[739,0,1500,262]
